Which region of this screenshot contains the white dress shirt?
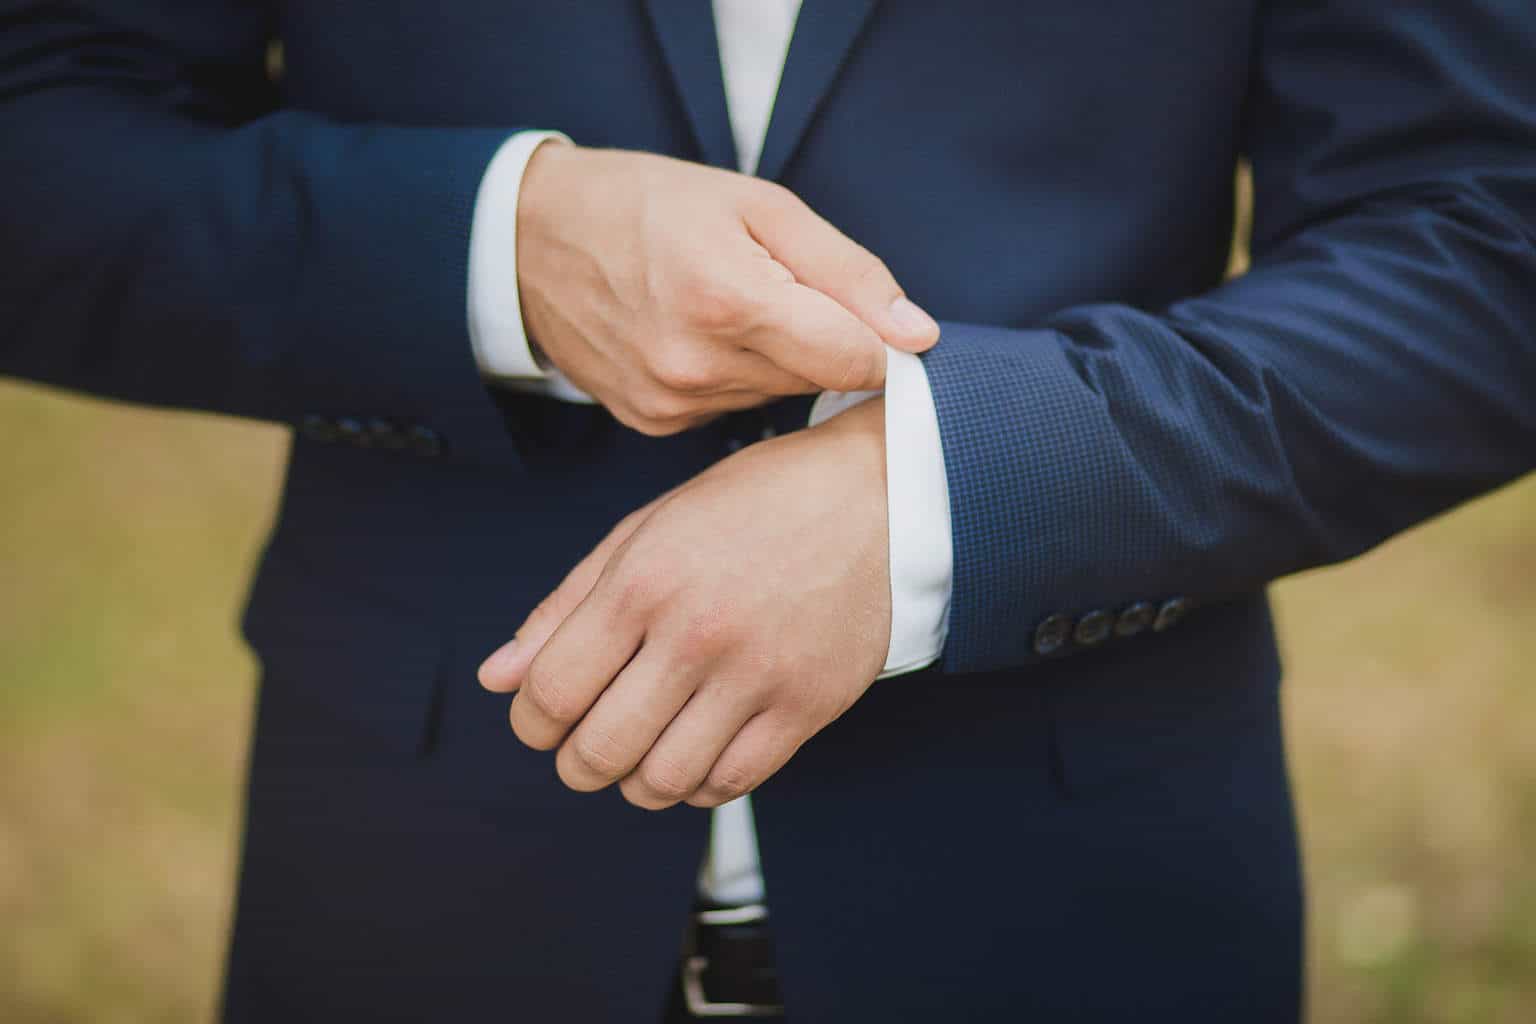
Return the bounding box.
[465,0,953,906]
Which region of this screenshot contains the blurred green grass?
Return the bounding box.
[0,385,281,1023]
[3,350,1535,1019]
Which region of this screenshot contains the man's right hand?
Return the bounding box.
[515,143,940,435]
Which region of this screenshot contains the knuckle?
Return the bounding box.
[749,179,800,219]
[754,179,795,204]
[606,560,664,621]
[522,597,561,635]
[569,728,630,780]
[636,755,696,803]
[627,413,686,438]
[767,680,826,723]
[767,687,812,723]
[554,756,589,791]
[677,273,749,333]
[851,251,896,296]
[616,505,652,535]
[508,703,542,747]
[703,760,756,802]
[618,775,666,810]
[632,386,695,427]
[650,347,717,393]
[829,339,880,393]
[675,603,732,660]
[523,666,579,726]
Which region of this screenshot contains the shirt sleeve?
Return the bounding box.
[809,349,954,678]
[467,129,597,404]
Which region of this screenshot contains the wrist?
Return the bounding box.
[515,140,581,364]
[814,391,884,445]
[811,395,887,499]
[468,131,574,379]
[515,139,578,254]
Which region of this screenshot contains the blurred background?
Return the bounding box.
[2,174,1534,1022]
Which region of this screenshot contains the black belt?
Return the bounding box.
[677,903,785,1019]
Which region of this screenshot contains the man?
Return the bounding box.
[2,1,1533,1020]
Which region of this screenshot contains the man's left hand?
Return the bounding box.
[478,399,891,809]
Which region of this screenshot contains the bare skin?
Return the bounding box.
[479,397,891,808]
[516,142,938,434]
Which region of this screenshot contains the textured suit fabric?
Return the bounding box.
[922,0,1536,672]
[2,1,1533,1021]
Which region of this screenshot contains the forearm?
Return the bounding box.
[0,12,523,466]
[930,190,1536,672]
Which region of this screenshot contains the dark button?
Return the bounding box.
[1073,610,1113,648]
[1114,602,1156,638]
[1033,614,1073,657]
[366,417,405,450]
[406,424,444,457]
[1153,597,1190,633]
[335,416,366,446]
[299,414,337,443]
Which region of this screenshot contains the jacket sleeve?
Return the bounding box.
[0,3,523,466]
[925,0,1536,673]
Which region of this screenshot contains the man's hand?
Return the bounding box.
[478,399,891,808]
[517,143,938,435]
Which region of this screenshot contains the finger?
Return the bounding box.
[686,711,803,809]
[712,349,820,398]
[627,380,823,436]
[745,189,939,353]
[479,502,657,693]
[554,643,700,792]
[509,581,645,750]
[617,382,797,437]
[503,510,669,749]
[661,383,808,421]
[749,282,891,393]
[618,680,760,811]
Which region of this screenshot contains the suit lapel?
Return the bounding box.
[643,1,881,180]
[755,0,879,181]
[641,0,740,169]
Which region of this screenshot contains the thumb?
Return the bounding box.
[477,500,660,693]
[745,186,939,354]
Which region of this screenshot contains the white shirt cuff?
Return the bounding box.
[808,349,953,678]
[467,130,597,404]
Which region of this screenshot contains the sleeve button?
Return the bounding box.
[1114,602,1155,638]
[299,414,337,443]
[1153,597,1190,633]
[335,417,366,446]
[1033,614,1073,656]
[1073,610,1113,648]
[367,417,405,450]
[407,425,444,457]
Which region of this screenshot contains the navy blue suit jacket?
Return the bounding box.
[3,2,1534,1020]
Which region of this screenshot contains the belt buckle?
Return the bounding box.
[681,903,784,1018]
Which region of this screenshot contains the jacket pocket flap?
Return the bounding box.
[240,549,443,756]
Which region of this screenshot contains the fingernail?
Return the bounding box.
[888,297,939,341]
